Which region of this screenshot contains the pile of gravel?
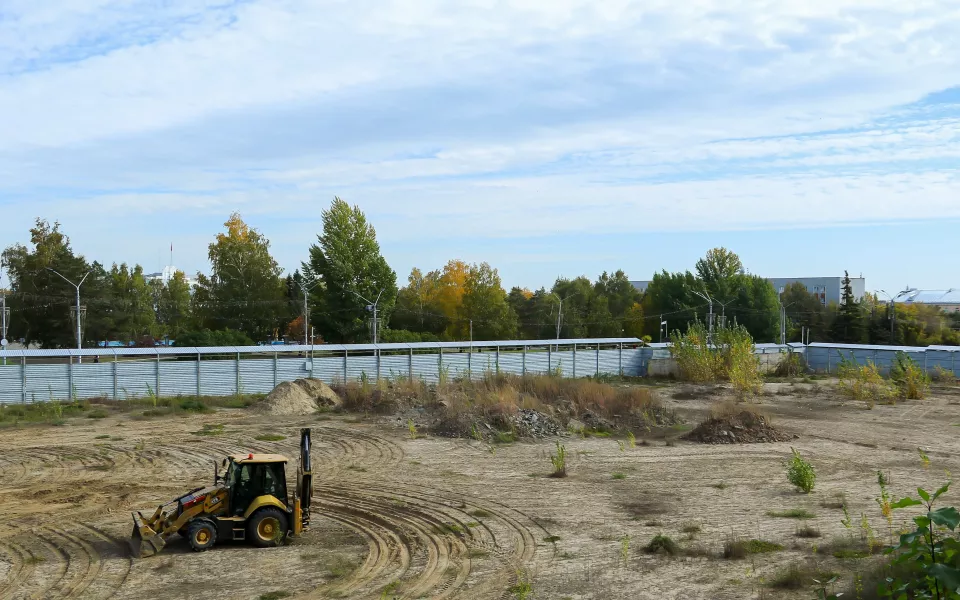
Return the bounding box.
[684,410,794,444]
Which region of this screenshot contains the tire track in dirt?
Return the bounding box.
[0,539,34,600]
[308,481,541,600]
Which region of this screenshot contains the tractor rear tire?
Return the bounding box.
[186,519,217,552]
[247,508,287,548]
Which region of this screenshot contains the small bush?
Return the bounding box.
[820,492,846,509]
[932,365,955,383]
[549,442,567,478]
[795,524,822,538]
[612,472,626,480]
[890,352,929,400]
[774,351,805,378]
[644,535,679,556]
[682,523,702,534]
[786,447,816,493]
[723,537,783,559]
[255,433,286,442]
[769,563,838,590]
[179,397,210,413]
[767,508,816,519]
[86,409,108,419]
[837,357,895,407]
[258,592,290,600]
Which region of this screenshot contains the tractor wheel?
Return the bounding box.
[186,519,217,552]
[247,508,287,548]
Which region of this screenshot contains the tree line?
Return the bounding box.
[2,199,957,348]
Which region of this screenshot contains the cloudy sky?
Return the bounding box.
[1,0,958,293]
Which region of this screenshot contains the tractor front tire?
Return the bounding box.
[247,508,287,548]
[186,519,218,552]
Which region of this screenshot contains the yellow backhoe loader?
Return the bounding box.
[130,428,313,558]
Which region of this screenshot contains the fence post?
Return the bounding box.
[274,352,278,388]
[827,351,831,374]
[522,344,526,376]
[21,356,26,403]
[618,342,623,377]
[468,345,472,378]
[196,352,202,397]
[596,344,600,377]
[236,352,241,395]
[68,355,73,401]
[343,350,348,383]
[156,352,161,399]
[496,346,500,373]
[572,343,577,378]
[924,351,928,374]
[113,352,118,401]
[954,350,957,377]
[376,346,381,382]
[409,348,414,381]
[547,344,551,375]
[438,347,443,381]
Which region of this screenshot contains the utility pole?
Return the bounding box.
[349,288,384,344]
[659,315,667,343]
[294,277,321,346]
[689,288,714,345]
[48,268,91,353]
[549,293,568,340]
[0,259,8,365]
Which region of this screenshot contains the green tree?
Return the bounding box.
[457,262,518,340]
[696,247,744,301]
[155,271,192,341]
[640,270,702,338]
[109,263,156,341]
[594,270,642,320]
[780,281,830,343]
[304,198,398,343]
[393,268,447,335]
[1,219,111,348]
[196,213,285,341]
[728,274,779,342]
[830,271,866,343]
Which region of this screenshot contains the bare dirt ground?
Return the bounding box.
[2,380,960,599]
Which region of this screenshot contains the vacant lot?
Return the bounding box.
[0,379,958,599]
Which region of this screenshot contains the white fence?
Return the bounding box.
[0,338,647,404]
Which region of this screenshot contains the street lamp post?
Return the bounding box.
[688,288,714,345]
[48,268,91,353]
[548,293,569,340]
[294,277,322,346]
[349,289,385,344]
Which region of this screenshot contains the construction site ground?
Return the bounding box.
[1,380,959,600]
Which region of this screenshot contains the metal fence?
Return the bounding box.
[804,343,960,375]
[2,339,956,404]
[0,338,649,404]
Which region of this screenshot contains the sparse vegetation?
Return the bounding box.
[837,356,895,407]
[786,447,816,493]
[768,563,838,590]
[670,322,763,397]
[509,570,532,599]
[795,524,822,538]
[258,592,290,600]
[723,537,783,559]
[767,508,816,519]
[612,472,626,480]
[644,534,679,556]
[890,352,930,400]
[255,433,286,441]
[549,442,567,478]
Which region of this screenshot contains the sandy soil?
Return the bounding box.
[2,380,960,599]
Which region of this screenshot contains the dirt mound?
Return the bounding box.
[256,378,342,415]
[684,411,792,444]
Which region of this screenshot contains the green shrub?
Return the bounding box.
[86,409,108,419]
[644,535,679,556]
[837,356,895,407]
[670,322,762,397]
[786,447,816,493]
[549,442,567,478]
[767,508,816,519]
[890,351,930,400]
[178,397,210,413]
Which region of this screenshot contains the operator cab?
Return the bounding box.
[221,454,289,516]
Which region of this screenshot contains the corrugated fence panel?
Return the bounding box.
[312,355,344,384]
[159,361,200,397]
[926,350,957,375]
[117,361,157,398]
[442,352,471,379]
[201,360,238,397]
[0,365,23,403]
[598,349,622,376]
[551,350,575,377]
[622,348,647,376]
[413,354,441,383]
[278,358,310,384]
[238,359,276,395]
[347,356,378,381]
[524,350,550,375]
[498,351,524,375]
[25,364,70,402]
[381,354,410,380]
[73,363,115,399]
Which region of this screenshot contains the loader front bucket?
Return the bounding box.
[130,512,166,558]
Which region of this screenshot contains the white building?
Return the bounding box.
[145,266,197,288]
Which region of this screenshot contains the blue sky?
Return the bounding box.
[1,0,958,293]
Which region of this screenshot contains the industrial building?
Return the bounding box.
[893,289,960,313]
[630,276,866,305]
[144,265,197,288]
